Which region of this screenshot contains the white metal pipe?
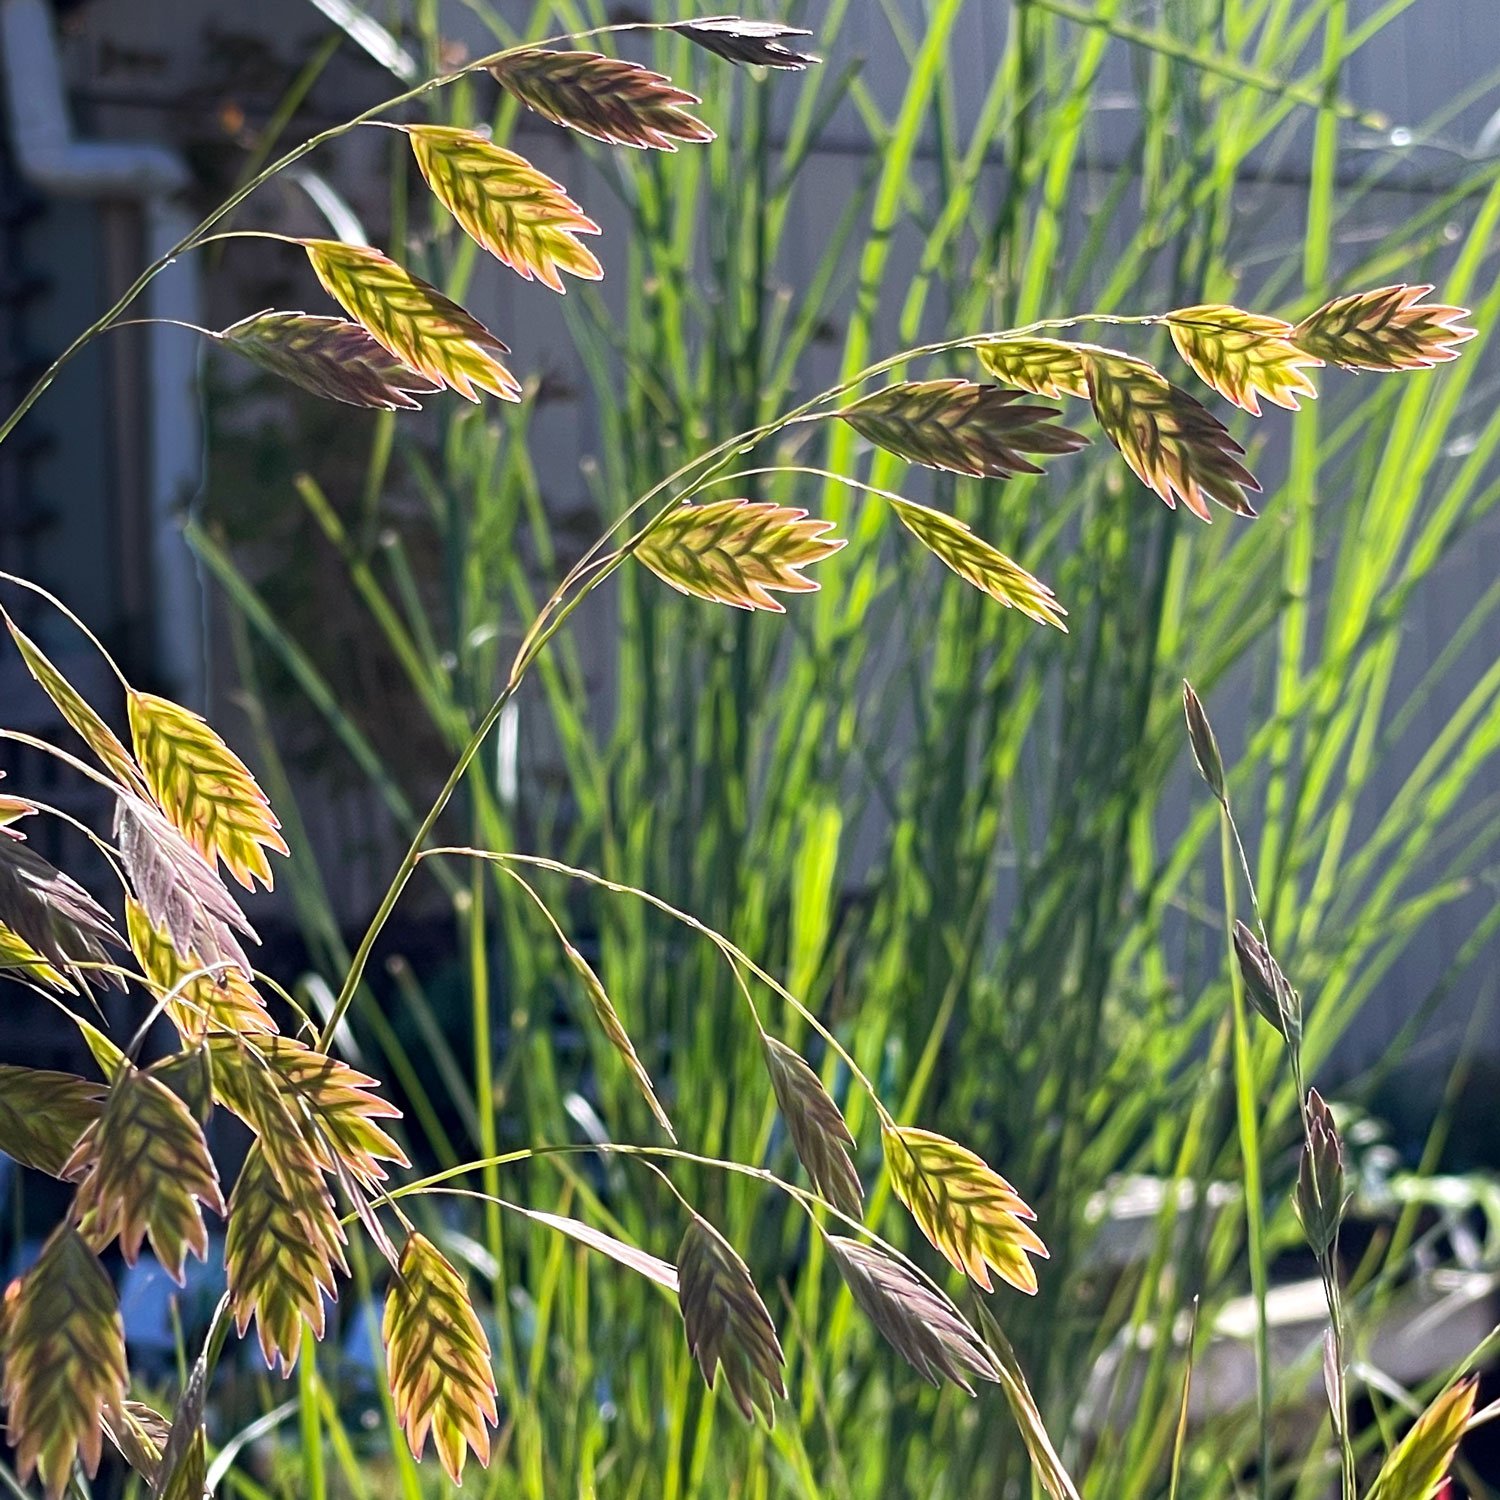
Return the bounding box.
[2,0,204,703]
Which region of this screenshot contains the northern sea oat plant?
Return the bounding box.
[0,14,1481,1499]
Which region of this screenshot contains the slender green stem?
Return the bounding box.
[422,847,887,1119]
[1221,810,1272,1499]
[460,856,523,1414]
[297,1334,326,1500]
[1221,787,1357,1497]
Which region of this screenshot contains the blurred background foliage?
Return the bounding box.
[15,0,1500,1494]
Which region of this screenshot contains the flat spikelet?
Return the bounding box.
[211,1034,406,1184]
[676,1212,786,1423]
[2,613,141,788]
[384,1232,498,1483]
[225,1142,347,1374]
[113,793,256,975]
[890,498,1066,629]
[1,1226,127,1500]
[128,689,287,891]
[263,1037,406,1181]
[406,126,602,294]
[150,1045,216,1128]
[0,825,122,987]
[1366,1377,1477,1500]
[882,1123,1048,1294]
[1168,305,1322,414]
[0,1065,104,1177]
[1182,680,1226,805]
[637,498,844,612]
[1293,284,1476,371]
[301,239,520,402]
[564,942,674,1138]
[489,48,714,151]
[763,1036,862,1218]
[126,897,276,1040]
[210,1035,330,1195]
[669,17,818,70]
[218,311,441,409]
[1087,357,1260,521]
[62,1061,225,1282]
[976,339,1090,400]
[837,380,1088,478]
[825,1234,999,1393]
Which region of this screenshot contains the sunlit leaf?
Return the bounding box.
[890,498,1066,629]
[225,1141,346,1375]
[637,498,844,612]
[1293,284,1476,372]
[2,613,140,787]
[0,1225,127,1500]
[62,1060,226,1282]
[126,897,276,1041]
[518,1207,679,1291]
[669,17,818,69]
[1168,304,1322,414]
[1087,356,1260,521]
[489,48,714,151]
[677,1212,786,1424]
[302,238,520,402]
[217,310,441,409]
[825,1233,998,1393]
[406,126,602,294]
[127,689,288,892]
[1366,1378,1477,1500]
[838,379,1087,478]
[763,1036,862,1218]
[975,338,1091,400]
[0,1065,104,1177]
[882,1123,1048,1294]
[384,1232,498,1483]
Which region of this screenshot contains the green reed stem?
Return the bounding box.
[1220,809,1272,1498]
